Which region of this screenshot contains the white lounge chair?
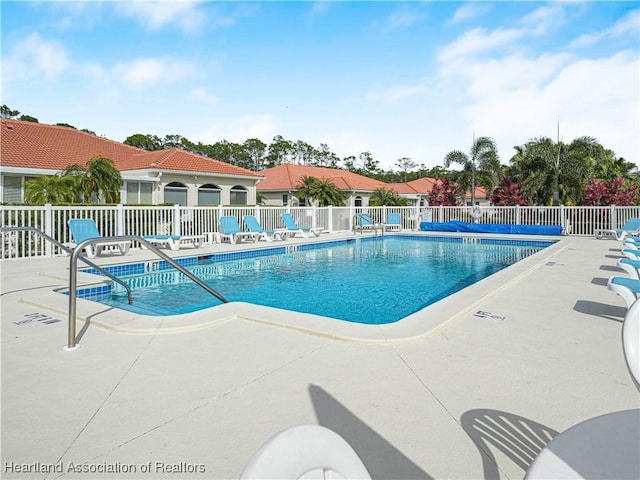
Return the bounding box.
[382,213,402,232]
[281,213,322,238]
[68,219,131,259]
[525,298,640,479]
[617,257,640,280]
[219,216,257,244]
[607,276,640,308]
[595,218,640,240]
[142,234,204,250]
[241,425,371,479]
[243,215,288,242]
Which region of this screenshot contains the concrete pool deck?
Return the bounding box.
[1,232,638,479]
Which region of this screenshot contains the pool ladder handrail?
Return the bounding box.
[0,226,134,304]
[67,235,229,351]
[1,227,228,351]
[352,215,384,237]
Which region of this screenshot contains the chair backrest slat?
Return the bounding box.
[68,219,101,243]
[220,216,241,235]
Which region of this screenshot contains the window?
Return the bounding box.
[354,196,363,207]
[198,184,221,205]
[230,185,247,205]
[164,182,188,206]
[2,176,22,203]
[126,182,153,204]
[282,194,288,206]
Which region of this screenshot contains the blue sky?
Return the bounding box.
[2,1,639,171]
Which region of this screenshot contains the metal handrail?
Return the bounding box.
[67,235,229,350]
[0,226,133,303]
[352,214,383,236]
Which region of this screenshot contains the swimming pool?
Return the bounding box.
[74,236,554,324]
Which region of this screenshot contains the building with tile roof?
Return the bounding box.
[257,164,488,207]
[0,119,263,206]
[1,119,488,208]
[257,164,401,207]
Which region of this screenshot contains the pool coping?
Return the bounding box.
[21,232,571,345]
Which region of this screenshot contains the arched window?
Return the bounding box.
[354,196,363,207]
[198,184,221,205]
[164,182,187,206]
[230,185,247,205]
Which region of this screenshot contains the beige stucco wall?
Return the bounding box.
[259,190,376,207]
[152,173,258,205]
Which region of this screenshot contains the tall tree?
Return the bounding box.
[395,157,417,182]
[315,143,339,168]
[243,138,267,170]
[124,133,163,151]
[359,151,380,176]
[443,136,500,205]
[0,105,20,118]
[509,136,607,205]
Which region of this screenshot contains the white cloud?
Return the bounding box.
[519,4,566,35]
[366,81,428,103]
[462,53,571,97]
[230,114,277,142]
[380,7,427,32]
[114,58,195,89]
[437,27,524,66]
[193,114,277,145]
[570,9,640,48]
[3,33,71,82]
[307,2,331,18]
[448,3,488,25]
[431,5,640,166]
[461,51,639,163]
[114,1,209,32]
[189,87,218,106]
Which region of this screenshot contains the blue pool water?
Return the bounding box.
[76,236,554,324]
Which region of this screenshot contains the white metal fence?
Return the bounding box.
[2,204,639,260]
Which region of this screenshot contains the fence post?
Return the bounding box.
[116,204,125,236]
[44,204,53,257]
[173,204,181,235]
[610,205,617,230]
[350,205,355,231]
[516,205,521,224]
[327,205,333,233]
[438,205,443,223]
[560,205,565,232]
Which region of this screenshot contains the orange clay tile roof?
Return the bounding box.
[0,119,261,178]
[387,177,438,195]
[257,164,389,192]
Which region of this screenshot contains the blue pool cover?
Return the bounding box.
[419,220,563,235]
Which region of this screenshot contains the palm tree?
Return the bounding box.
[24,174,77,204]
[63,157,123,203]
[443,136,500,205]
[296,176,346,206]
[509,136,606,205]
[85,156,123,203]
[369,187,409,206]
